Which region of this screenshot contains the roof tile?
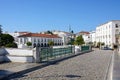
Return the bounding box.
[18,33,61,38]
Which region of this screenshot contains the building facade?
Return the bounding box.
[95,20,120,48]
[52,30,74,45]
[76,31,91,44]
[89,31,96,43]
[18,33,63,48]
[5,31,30,44]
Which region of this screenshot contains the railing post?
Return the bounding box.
[72,45,75,54]
[33,46,40,63]
[89,45,92,51]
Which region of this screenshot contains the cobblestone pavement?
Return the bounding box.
[0,62,28,70]
[11,49,113,80]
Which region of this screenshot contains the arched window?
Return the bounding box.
[34,38,36,42]
[41,43,43,47]
[20,38,22,44]
[44,43,47,47]
[37,43,40,47]
[38,39,40,42]
[44,38,46,42]
[33,43,36,48]
[41,38,43,42]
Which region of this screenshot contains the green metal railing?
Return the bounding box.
[40,46,73,61]
[81,46,90,52]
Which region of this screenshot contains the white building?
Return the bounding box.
[76,31,91,44]
[18,33,62,48]
[89,31,96,43]
[5,31,30,44]
[52,30,74,45]
[95,20,120,48]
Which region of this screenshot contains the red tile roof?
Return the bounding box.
[18,32,31,35]
[79,31,90,34]
[18,33,61,38]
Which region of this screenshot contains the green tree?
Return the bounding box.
[71,30,74,34]
[67,38,75,45]
[48,41,54,46]
[101,42,105,46]
[75,35,85,45]
[0,26,17,48]
[93,41,96,46]
[97,42,101,48]
[1,34,14,46]
[5,42,17,48]
[0,25,3,47]
[26,42,32,47]
[46,30,53,35]
[0,25,2,35]
[87,42,93,45]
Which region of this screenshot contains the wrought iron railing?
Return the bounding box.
[40,46,73,61]
[81,46,90,52]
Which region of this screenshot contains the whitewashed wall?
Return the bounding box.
[0,48,34,63]
[0,48,7,55]
[5,56,33,63]
[0,48,7,62]
[0,56,4,62]
[5,48,34,62]
[5,48,33,56]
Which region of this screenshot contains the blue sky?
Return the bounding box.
[0,0,120,33]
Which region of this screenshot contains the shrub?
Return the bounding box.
[26,42,32,47]
[5,43,17,48]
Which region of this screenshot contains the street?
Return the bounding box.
[7,49,113,80]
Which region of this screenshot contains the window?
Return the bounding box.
[115,24,118,28]
[34,38,36,42]
[24,38,27,44]
[20,38,22,43]
[38,39,40,42]
[41,38,43,42]
[44,38,46,42]
[109,35,111,38]
[116,29,119,34]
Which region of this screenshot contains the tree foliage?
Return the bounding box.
[0,34,17,48]
[101,42,105,46]
[48,41,54,46]
[75,35,85,45]
[0,25,2,35]
[0,26,17,48]
[45,30,53,35]
[71,30,74,34]
[26,42,32,46]
[1,34,14,45]
[67,38,75,45]
[5,42,17,48]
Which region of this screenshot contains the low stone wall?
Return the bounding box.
[53,45,71,48]
[5,48,33,56]
[0,48,6,62]
[5,56,33,63]
[0,45,92,63]
[75,45,91,53]
[0,48,34,63]
[0,56,4,62]
[0,48,7,55]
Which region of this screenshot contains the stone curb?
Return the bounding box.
[112,50,120,80]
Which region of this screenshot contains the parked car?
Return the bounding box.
[101,47,113,50]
